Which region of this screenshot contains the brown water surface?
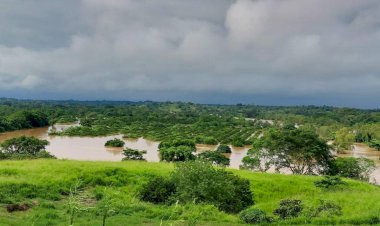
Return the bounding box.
[1,126,379,183]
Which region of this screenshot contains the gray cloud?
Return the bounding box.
[0,0,379,108]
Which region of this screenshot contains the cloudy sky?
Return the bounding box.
[1,0,380,108]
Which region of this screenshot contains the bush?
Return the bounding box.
[240,208,273,224]
[122,148,146,160]
[314,176,347,189]
[305,200,342,218]
[216,144,231,153]
[197,151,230,166]
[104,138,125,147]
[273,199,303,219]
[328,157,375,181]
[139,176,176,204]
[159,146,196,162]
[316,200,342,217]
[171,161,254,213]
[159,139,196,149]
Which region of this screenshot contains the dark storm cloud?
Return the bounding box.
[0,0,379,108]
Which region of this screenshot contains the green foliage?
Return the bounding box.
[328,157,376,181]
[139,176,176,204]
[104,138,125,147]
[159,139,196,149]
[0,109,49,132]
[315,200,342,217]
[273,199,303,219]
[240,148,272,172]
[82,168,129,186]
[159,146,196,162]
[197,151,230,166]
[171,161,254,213]
[239,208,273,224]
[0,136,49,155]
[253,128,333,175]
[1,159,380,225]
[96,188,118,226]
[122,148,146,161]
[216,144,231,153]
[369,139,380,151]
[334,127,355,151]
[0,136,54,160]
[195,136,218,145]
[314,176,347,189]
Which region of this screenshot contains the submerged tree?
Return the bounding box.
[240,148,272,172]
[122,148,146,161]
[253,128,333,175]
[0,136,49,155]
[198,151,230,166]
[328,157,375,181]
[159,146,196,162]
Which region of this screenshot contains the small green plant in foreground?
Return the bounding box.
[240,208,274,224]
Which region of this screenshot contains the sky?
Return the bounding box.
[0,0,380,108]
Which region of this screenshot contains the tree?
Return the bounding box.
[0,136,49,155]
[122,148,146,160]
[334,128,355,151]
[240,148,272,172]
[159,146,196,162]
[197,151,230,166]
[328,157,375,181]
[253,128,333,175]
[369,139,380,151]
[216,144,231,153]
[104,138,125,147]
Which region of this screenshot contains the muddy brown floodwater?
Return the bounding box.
[0,124,249,165]
[0,125,379,183]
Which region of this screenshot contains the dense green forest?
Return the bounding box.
[1,98,379,147]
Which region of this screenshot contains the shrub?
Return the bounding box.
[316,200,342,217]
[171,161,254,213]
[273,199,303,219]
[197,151,230,166]
[139,176,176,204]
[216,144,231,153]
[122,148,146,161]
[104,138,125,147]
[240,208,273,224]
[159,146,196,162]
[328,157,375,181]
[314,176,347,189]
[305,200,342,218]
[159,139,196,149]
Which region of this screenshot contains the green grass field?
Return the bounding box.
[0,159,379,225]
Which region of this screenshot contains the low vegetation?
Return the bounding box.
[104,138,125,147]
[0,160,380,225]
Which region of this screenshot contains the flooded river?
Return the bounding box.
[0,125,379,183]
[0,124,249,165]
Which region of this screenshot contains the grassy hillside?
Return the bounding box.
[0,160,379,225]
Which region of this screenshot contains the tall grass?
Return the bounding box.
[0,159,379,225]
